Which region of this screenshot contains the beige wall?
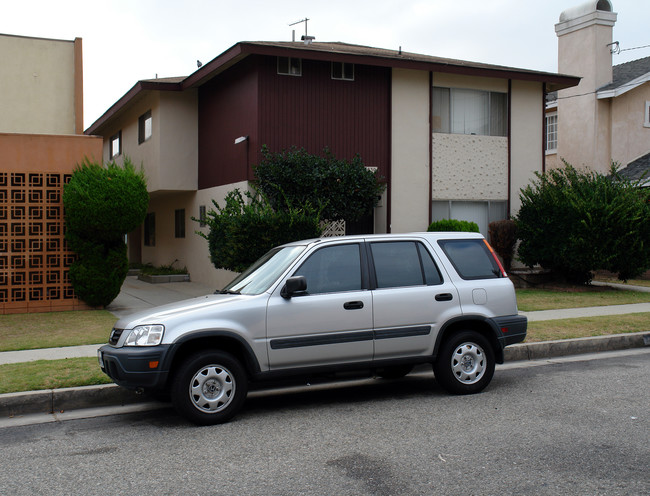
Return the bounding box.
[610,86,650,166]
[98,90,198,192]
[143,182,248,289]
[0,34,81,135]
[555,7,617,173]
[390,68,431,232]
[510,80,544,213]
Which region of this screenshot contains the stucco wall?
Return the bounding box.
[142,182,248,289]
[0,34,79,135]
[390,68,430,232]
[431,134,508,201]
[98,91,198,193]
[610,86,650,166]
[510,80,544,214]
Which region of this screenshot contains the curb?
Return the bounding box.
[2,332,650,419]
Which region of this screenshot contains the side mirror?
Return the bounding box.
[281,276,307,299]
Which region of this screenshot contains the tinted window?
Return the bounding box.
[438,239,501,280]
[371,241,442,288]
[293,244,362,294]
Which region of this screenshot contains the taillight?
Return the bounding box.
[483,239,507,278]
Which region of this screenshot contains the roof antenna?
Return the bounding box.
[289,18,315,44]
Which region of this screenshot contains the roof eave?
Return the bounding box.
[84,79,182,136]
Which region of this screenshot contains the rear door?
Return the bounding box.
[266,242,373,369]
[370,240,459,360]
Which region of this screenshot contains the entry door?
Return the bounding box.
[266,243,374,370]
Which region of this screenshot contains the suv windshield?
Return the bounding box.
[220,245,306,295]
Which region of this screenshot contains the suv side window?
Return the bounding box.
[370,241,442,288]
[293,244,362,294]
[438,239,501,280]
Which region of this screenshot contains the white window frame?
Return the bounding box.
[109,131,122,159]
[432,87,508,137]
[277,57,302,76]
[331,62,354,81]
[644,101,650,128]
[545,111,558,154]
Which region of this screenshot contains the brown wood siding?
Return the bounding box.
[257,57,390,179]
[198,58,259,189]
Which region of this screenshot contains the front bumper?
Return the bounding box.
[98,344,173,390]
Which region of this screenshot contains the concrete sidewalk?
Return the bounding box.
[1,277,649,419]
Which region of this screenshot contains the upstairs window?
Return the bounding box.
[545,112,558,153]
[138,110,152,144]
[332,62,354,81]
[645,101,650,128]
[277,57,302,76]
[432,87,507,137]
[110,131,122,159]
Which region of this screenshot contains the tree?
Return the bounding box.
[515,162,650,284]
[63,158,148,306]
[254,146,386,224]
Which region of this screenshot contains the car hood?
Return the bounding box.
[114,293,248,329]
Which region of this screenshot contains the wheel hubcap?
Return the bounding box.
[189,365,235,413]
[451,342,485,385]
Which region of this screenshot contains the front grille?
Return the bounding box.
[109,328,124,345]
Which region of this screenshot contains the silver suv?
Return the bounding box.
[99,233,526,424]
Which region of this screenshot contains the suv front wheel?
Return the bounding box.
[171,350,248,425]
[434,331,495,395]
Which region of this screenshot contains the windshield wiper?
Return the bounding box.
[218,289,241,295]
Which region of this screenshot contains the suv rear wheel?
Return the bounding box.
[171,350,248,425]
[434,331,495,394]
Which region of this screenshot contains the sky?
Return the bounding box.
[2,0,649,130]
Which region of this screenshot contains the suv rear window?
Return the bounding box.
[438,239,502,280]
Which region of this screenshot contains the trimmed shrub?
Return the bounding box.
[68,242,128,308]
[427,219,480,233]
[63,158,148,242]
[515,162,650,283]
[488,220,518,271]
[64,157,148,307]
[254,146,385,223]
[200,188,322,273]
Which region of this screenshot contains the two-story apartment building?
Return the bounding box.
[86,41,579,288]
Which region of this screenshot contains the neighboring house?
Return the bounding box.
[0,33,102,314]
[85,41,578,288]
[546,0,650,181]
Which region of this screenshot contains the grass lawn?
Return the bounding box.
[516,288,650,312]
[0,310,115,352]
[0,357,112,394]
[526,313,649,342]
[592,276,650,288]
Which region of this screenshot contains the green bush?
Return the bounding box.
[254,146,385,223]
[200,188,322,273]
[488,220,518,271]
[427,219,480,233]
[63,158,148,242]
[515,163,650,283]
[64,157,148,307]
[68,242,128,308]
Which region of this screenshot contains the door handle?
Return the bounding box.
[435,293,453,302]
[343,301,364,310]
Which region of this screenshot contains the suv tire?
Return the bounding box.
[434,331,495,395]
[171,350,248,425]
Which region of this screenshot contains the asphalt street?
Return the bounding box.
[0,349,648,495]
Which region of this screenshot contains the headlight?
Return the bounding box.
[124,325,165,346]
